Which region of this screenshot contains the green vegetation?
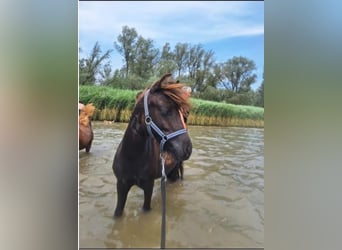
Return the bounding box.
[189,99,263,127]
[79,26,264,107]
[79,86,264,128]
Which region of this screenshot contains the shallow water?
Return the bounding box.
[79,122,264,248]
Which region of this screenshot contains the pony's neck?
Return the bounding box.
[120,117,154,159]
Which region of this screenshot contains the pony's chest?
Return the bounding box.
[119,159,160,180]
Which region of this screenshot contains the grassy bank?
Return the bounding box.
[79,86,264,128]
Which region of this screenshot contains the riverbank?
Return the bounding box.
[79,86,264,128]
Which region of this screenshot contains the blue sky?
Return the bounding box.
[79,1,264,90]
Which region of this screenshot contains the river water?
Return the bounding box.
[79,122,264,248]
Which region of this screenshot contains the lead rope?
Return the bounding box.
[143,88,187,249]
[160,153,166,249]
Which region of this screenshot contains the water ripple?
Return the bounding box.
[79,123,264,248]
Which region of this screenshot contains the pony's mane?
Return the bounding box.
[159,83,191,117]
[79,103,95,126]
[135,77,191,117]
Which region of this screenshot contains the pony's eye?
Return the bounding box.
[160,108,171,116]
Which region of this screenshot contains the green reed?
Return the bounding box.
[79,86,264,127]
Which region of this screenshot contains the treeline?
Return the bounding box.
[79,85,264,128]
[79,25,264,107]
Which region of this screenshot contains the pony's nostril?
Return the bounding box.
[184,144,192,158]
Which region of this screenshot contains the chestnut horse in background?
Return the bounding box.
[79,103,95,153]
[112,74,192,217]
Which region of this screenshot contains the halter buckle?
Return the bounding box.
[145,116,152,125]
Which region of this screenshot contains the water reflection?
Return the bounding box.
[79,122,264,248]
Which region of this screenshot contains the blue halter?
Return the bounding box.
[143,89,188,153]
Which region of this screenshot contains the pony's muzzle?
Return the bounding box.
[168,135,192,161]
[183,140,192,160]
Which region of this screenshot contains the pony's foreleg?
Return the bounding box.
[85,140,93,153]
[179,161,184,180]
[114,179,133,217]
[140,179,154,211]
[85,129,94,153]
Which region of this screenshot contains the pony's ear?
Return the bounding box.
[151,73,173,92]
[135,91,143,104]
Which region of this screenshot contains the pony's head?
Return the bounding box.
[134,74,192,162]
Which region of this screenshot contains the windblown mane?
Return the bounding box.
[159,83,191,117]
[79,103,95,126]
[135,80,191,117]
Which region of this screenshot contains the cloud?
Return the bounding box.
[79,1,264,89]
[79,1,264,47]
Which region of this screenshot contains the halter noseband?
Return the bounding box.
[143,89,188,153]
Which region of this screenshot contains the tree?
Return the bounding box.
[156,42,176,76]
[79,42,112,85]
[206,63,223,88]
[114,26,138,78]
[255,71,264,107]
[186,44,204,79]
[131,36,159,79]
[99,62,113,86]
[192,49,215,92]
[114,26,159,81]
[220,56,257,93]
[174,43,189,77]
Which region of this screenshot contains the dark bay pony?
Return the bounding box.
[112,74,192,217]
[79,103,95,153]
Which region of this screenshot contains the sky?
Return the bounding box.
[79,1,264,90]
